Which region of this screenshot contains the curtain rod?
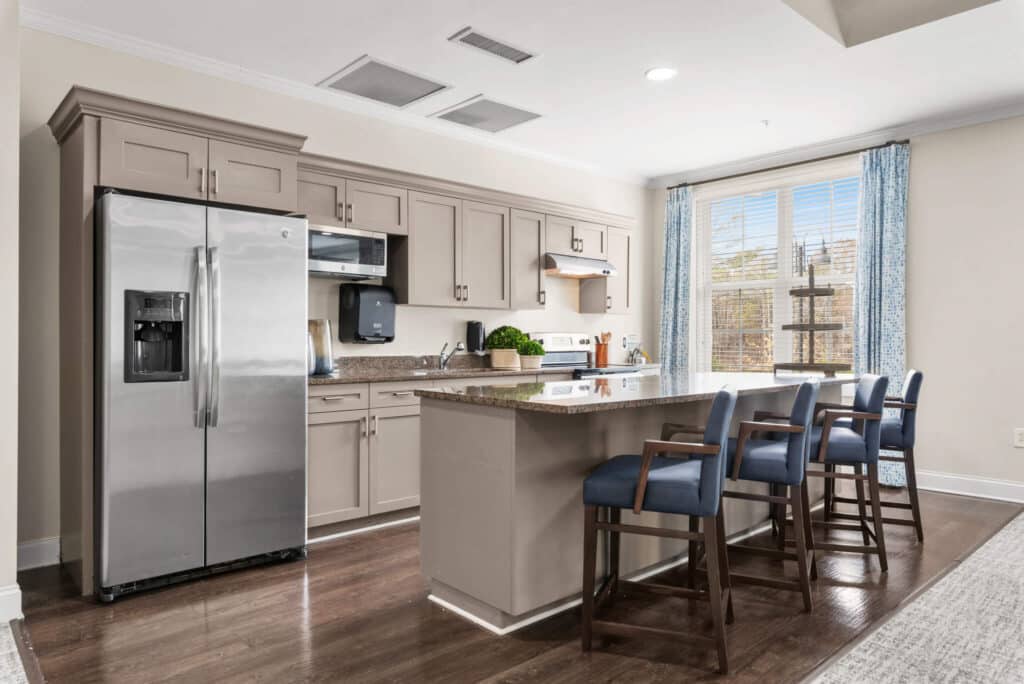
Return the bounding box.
[666,139,909,191]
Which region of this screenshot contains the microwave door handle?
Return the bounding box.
[208,246,222,427]
[194,246,209,428]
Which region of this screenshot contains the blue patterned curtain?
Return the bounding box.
[855,143,909,485]
[660,186,693,370]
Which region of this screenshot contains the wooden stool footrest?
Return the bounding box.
[619,579,707,602]
[729,571,803,592]
[813,541,881,555]
[728,544,798,561]
[592,619,715,645]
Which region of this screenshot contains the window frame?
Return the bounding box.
[692,157,861,373]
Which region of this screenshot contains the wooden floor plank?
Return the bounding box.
[18,489,1021,683]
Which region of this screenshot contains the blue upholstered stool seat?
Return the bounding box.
[583,455,703,515]
[834,416,904,449]
[809,425,869,463]
[725,438,791,484]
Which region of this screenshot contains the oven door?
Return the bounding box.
[307,225,387,278]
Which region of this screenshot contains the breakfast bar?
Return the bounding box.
[417,371,849,632]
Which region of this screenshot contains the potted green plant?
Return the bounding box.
[517,339,545,370]
[485,325,527,370]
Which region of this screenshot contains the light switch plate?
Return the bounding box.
[1014,429,1024,448]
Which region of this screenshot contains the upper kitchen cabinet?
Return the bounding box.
[208,139,297,212]
[461,201,511,309]
[391,191,462,307]
[580,226,632,314]
[50,86,306,212]
[544,215,607,259]
[98,119,209,201]
[297,171,408,235]
[510,209,546,309]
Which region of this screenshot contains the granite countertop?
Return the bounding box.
[415,371,855,415]
[308,365,586,385]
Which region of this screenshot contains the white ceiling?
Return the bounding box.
[22,0,1024,183]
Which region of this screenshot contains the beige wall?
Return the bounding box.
[2,0,23,610]
[907,116,1024,486]
[17,27,655,545]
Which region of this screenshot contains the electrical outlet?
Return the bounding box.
[1015,429,1024,449]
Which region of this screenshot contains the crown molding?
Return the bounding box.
[21,7,646,188]
[648,97,1024,189]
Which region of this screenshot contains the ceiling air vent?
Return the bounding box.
[319,55,449,108]
[433,95,540,133]
[448,27,535,64]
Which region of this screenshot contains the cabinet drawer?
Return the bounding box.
[369,380,432,409]
[308,383,370,413]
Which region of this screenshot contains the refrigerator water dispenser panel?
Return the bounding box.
[124,290,189,382]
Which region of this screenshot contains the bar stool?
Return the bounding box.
[580,388,738,674]
[807,374,889,571]
[826,370,924,542]
[723,379,820,612]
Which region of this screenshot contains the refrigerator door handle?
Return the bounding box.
[194,246,209,428]
[208,246,222,427]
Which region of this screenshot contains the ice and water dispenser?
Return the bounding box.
[124,290,189,382]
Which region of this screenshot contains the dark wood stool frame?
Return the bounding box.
[722,412,817,611]
[824,396,924,542]
[581,422,734,674]
[803,402,888,572]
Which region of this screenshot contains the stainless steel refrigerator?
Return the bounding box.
[96,191,308,600]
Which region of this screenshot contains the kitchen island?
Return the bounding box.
[417,371,850,633]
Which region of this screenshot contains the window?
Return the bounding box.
[693,160,860,373]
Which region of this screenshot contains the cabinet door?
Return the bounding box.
[347,180,409,236]
[99,119,208,200]
[605,227,631,313]
[369,405,421,514]
[406,191,462,306]
[575,221,607,259]
[208,139,298,212]
[545,215,576,256]
[461,201,511,309]
[510,209,546,310]
[297,171,345,227]
[307,409,369,527]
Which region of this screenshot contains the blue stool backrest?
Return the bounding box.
[854,374,889,463]
[699,387,738,514]
[900,369,924,448]
[785,380,820,481]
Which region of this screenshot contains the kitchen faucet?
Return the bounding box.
[439,341,466,370]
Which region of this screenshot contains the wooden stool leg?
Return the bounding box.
[702,515,729,675]
[715,508,734,625]
[904,448,924,542]
[789,483,814,612]
[581,505,598,650]
[609,507,621,586]
[854,463,870,545]
[800,476,818,581]
[823,466,833,521]
[867,464,888,573]
[687,515,700,590]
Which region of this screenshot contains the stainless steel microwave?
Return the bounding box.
[307,225,387,279]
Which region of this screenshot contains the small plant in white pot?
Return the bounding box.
[518,339,545,370]
[486,326,526,370]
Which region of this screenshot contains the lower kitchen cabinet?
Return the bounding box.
[307,409,369,526]
[368,405,422,514]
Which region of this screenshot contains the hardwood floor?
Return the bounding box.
[19,489,1021,683]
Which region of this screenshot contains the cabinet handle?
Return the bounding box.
[463,284,469,302]
[346,203,354,224]
[199,167,207,194]
[361,416,368,437]
[337,202,345,221]
[539,290,546,305]
[606,295,612,310]
[391,391,415,397]
[320,393,358,402]
[211,169,219,194]
[579,238,585,253]
[455,284,462,301]
[372,414,379,435]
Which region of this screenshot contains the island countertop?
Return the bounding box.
[415,371,853,414]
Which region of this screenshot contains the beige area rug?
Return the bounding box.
[0,623,27,684]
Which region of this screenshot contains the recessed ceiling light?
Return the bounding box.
[645,67,677,82]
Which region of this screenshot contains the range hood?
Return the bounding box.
[544,253,617,279]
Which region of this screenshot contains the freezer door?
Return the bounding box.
[97,193,208,588]
[205,207,308,565]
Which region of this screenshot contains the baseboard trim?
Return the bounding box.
[917,470,1024,504]
[17,537,60,571]
[0,585,22,621]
